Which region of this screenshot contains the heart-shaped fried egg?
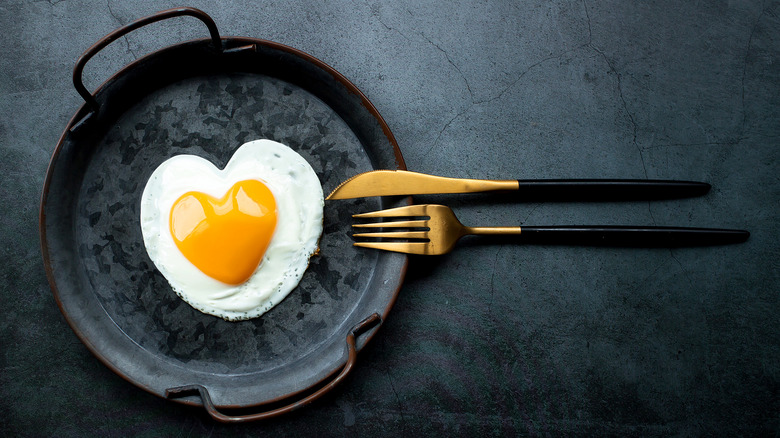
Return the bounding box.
[140,139,324,321]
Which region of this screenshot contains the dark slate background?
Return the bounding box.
[1,1,778,436]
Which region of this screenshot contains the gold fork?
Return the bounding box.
[352,204,750,255]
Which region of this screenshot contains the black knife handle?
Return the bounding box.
[514,179,711,200]
[518,226,749,247]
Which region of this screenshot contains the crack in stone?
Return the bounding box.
[419,33,476,103]
[419,46,585,163]
[420,108,468,161]
[475,49,581,106]
[521,203,542,225]
[384,367,406,434]
[647,203,658,226]
[583,0,646,180]
[374,13,477,164]
[639,258,673,286]
[377,17,413,43]
[30,0,66,5]
[589,45,645,177]
[584,0,658,224]
[393,0,660,182]
[378,13,476,107]
[583,0,593,44]
[106,0,138,60]
[669,250,695,288]
[740,2,773,138]
[381,4,599,168]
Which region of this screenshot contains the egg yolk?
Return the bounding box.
[169,179,277,285]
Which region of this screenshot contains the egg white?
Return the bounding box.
[140,139,324,321]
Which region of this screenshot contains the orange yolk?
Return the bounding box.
[169,179,277,285]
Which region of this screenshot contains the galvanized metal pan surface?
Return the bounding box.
[39,8,407,421]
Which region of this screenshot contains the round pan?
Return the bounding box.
[39,7,407,422]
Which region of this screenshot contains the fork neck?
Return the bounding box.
[463,226,524,236]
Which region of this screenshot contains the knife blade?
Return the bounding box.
[325,170,711,200]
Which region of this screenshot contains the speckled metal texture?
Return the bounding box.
[40,32,407,409]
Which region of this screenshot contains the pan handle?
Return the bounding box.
[73,7,222,112]
[165,313,383,423]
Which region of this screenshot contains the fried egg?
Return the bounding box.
[140,139,324,321]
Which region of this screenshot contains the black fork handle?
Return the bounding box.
[518,226,749,247]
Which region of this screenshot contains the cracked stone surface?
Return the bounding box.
[1,0,778,436]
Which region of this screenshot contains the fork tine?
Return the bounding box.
[352,230,429,239]
[353,241,430,255]
[352,204,429,218]
[352,220,428,229]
